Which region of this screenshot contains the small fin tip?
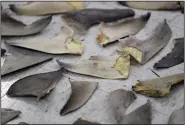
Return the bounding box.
[9,4,18,13]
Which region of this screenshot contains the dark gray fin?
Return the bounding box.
[177,1,184,13]
[140,12,151,21]
[122,101,152,124]
[18,122,29,124]
[108,89,137,123]
[56,59,73,69]
[2,13,51,36]
[6,68,63,100]
[117,1,127,6]
[73,118,100,124]
[1,54,52,76]
[60,81,98,115]
[1,48,6,56]
[154,38,184,69]
[1,12,26,26]
[9,4,19,14]
[1,43,52,76]
[1,108,21,124]
[63,9,135,33]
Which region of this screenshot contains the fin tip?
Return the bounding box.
[118,1,127,6]
[9,4,18,13]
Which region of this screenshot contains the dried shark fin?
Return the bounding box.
[97,12,150,46]
[168,106,184,124]
[1,51,52,76]
[56,53,130,79]
[132,73,184,97]
[18,122,29,124]
[1,108,21,124]
[154,38,184,69]
[60,80,98,115]
[108,89,137,123]
[119,19,172,64]
[122,101,151,124]
[1,13,51,36]
[1,41,53,74]
[73,118,100,124]
[6,68,63,100]
[10,2,84,16]
[6,26,83,55]
[63,9,135,33]
[118,1,181,10]
[1,48,6,57]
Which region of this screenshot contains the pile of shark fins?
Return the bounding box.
[54,18,173,80]
[72,89,152,124]
[6,68,98,115]
[1,1,184,124]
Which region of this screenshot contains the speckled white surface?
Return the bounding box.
[1,2,184,124]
